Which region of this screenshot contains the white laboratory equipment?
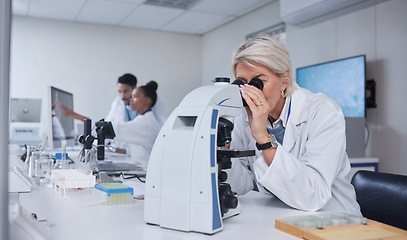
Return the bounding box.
[144,77,255,234]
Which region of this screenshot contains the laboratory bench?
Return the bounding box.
[10,185,304,240]
[7,145,380,240]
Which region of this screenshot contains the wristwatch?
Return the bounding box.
[256,134,278,151]
[107,145,117,153]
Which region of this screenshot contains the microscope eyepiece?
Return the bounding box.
[231,79,245,86]
[249,77,264,90]
[215,77,230,83]
[232,78,264,106]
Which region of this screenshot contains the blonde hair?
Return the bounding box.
[231,35,298,97]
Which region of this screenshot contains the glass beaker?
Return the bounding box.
[26,146,39,178]
[34,152,53,185]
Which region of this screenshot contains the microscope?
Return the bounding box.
[144,77,255,234]
[78,118,116,162]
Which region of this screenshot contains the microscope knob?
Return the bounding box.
[224,195,238,209]
[219,183,238,215]
[78,135,85,144]
[219,171,228,182]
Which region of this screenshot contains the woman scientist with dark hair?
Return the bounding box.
[112,81,161,168]
[226,35,361,215]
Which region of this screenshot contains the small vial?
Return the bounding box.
[61,140,67,161]
[56,140,69,169]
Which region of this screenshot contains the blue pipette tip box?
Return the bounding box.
[55,153,68,159]
[95,183,134,205]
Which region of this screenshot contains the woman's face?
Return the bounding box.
[235,61,288,114]
[129,88,149,111]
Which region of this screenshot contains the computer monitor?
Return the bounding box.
[9,98,42,146]
[10,98,42,123]
[296,55,366,158]
[47,86,76,149]
[296,55,366,118]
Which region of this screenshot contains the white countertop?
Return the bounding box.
[13,186,305,240]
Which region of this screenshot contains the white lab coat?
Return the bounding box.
[112,111,160,168]
[105,96,170,126]
[226,88,361,215]
[52,115,66,140]
[105,96,126,123]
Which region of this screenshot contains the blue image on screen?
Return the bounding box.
[297,55,365,118]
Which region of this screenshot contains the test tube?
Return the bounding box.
[61,140,67,161]
[55,140,68,169]
[61,140,68,169]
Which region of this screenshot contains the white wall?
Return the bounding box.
[10,17,202,136]
[202,0,407,175]
[201,1,282,84]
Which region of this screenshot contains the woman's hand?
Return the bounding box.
[240,85,270,144]
[240,84,278,166]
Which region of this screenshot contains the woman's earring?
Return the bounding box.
[281,89,285,97]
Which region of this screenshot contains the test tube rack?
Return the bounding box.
[51,169,96,199]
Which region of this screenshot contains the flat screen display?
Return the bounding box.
[48,86,75,148]
[296,55,366,118]
[10,98,42,123]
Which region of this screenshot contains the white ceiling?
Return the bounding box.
[12,0,275,35]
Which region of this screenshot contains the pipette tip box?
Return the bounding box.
[95,183,134,205]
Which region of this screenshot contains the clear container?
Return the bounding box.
[55,140,69,169]
[26,146,39,178]
[34,153,53,185]
[54,152,69,169]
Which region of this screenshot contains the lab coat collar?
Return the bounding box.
[283,88,307,152]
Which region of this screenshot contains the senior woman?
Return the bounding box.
[226,35,361,215]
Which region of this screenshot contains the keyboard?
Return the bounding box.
[96,162,144,172]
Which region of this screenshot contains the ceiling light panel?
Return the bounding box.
[108,0,145,3]
[76,0,140,25]
[120,4,184,29]
[144,0,202,10]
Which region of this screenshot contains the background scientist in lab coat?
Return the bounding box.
[106,73,169,126]
[60,73,169,153]
[112,81,161,168]
[226,35,361,215]
[105,73,169,154]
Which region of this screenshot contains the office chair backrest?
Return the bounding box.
[351,170,407,230]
